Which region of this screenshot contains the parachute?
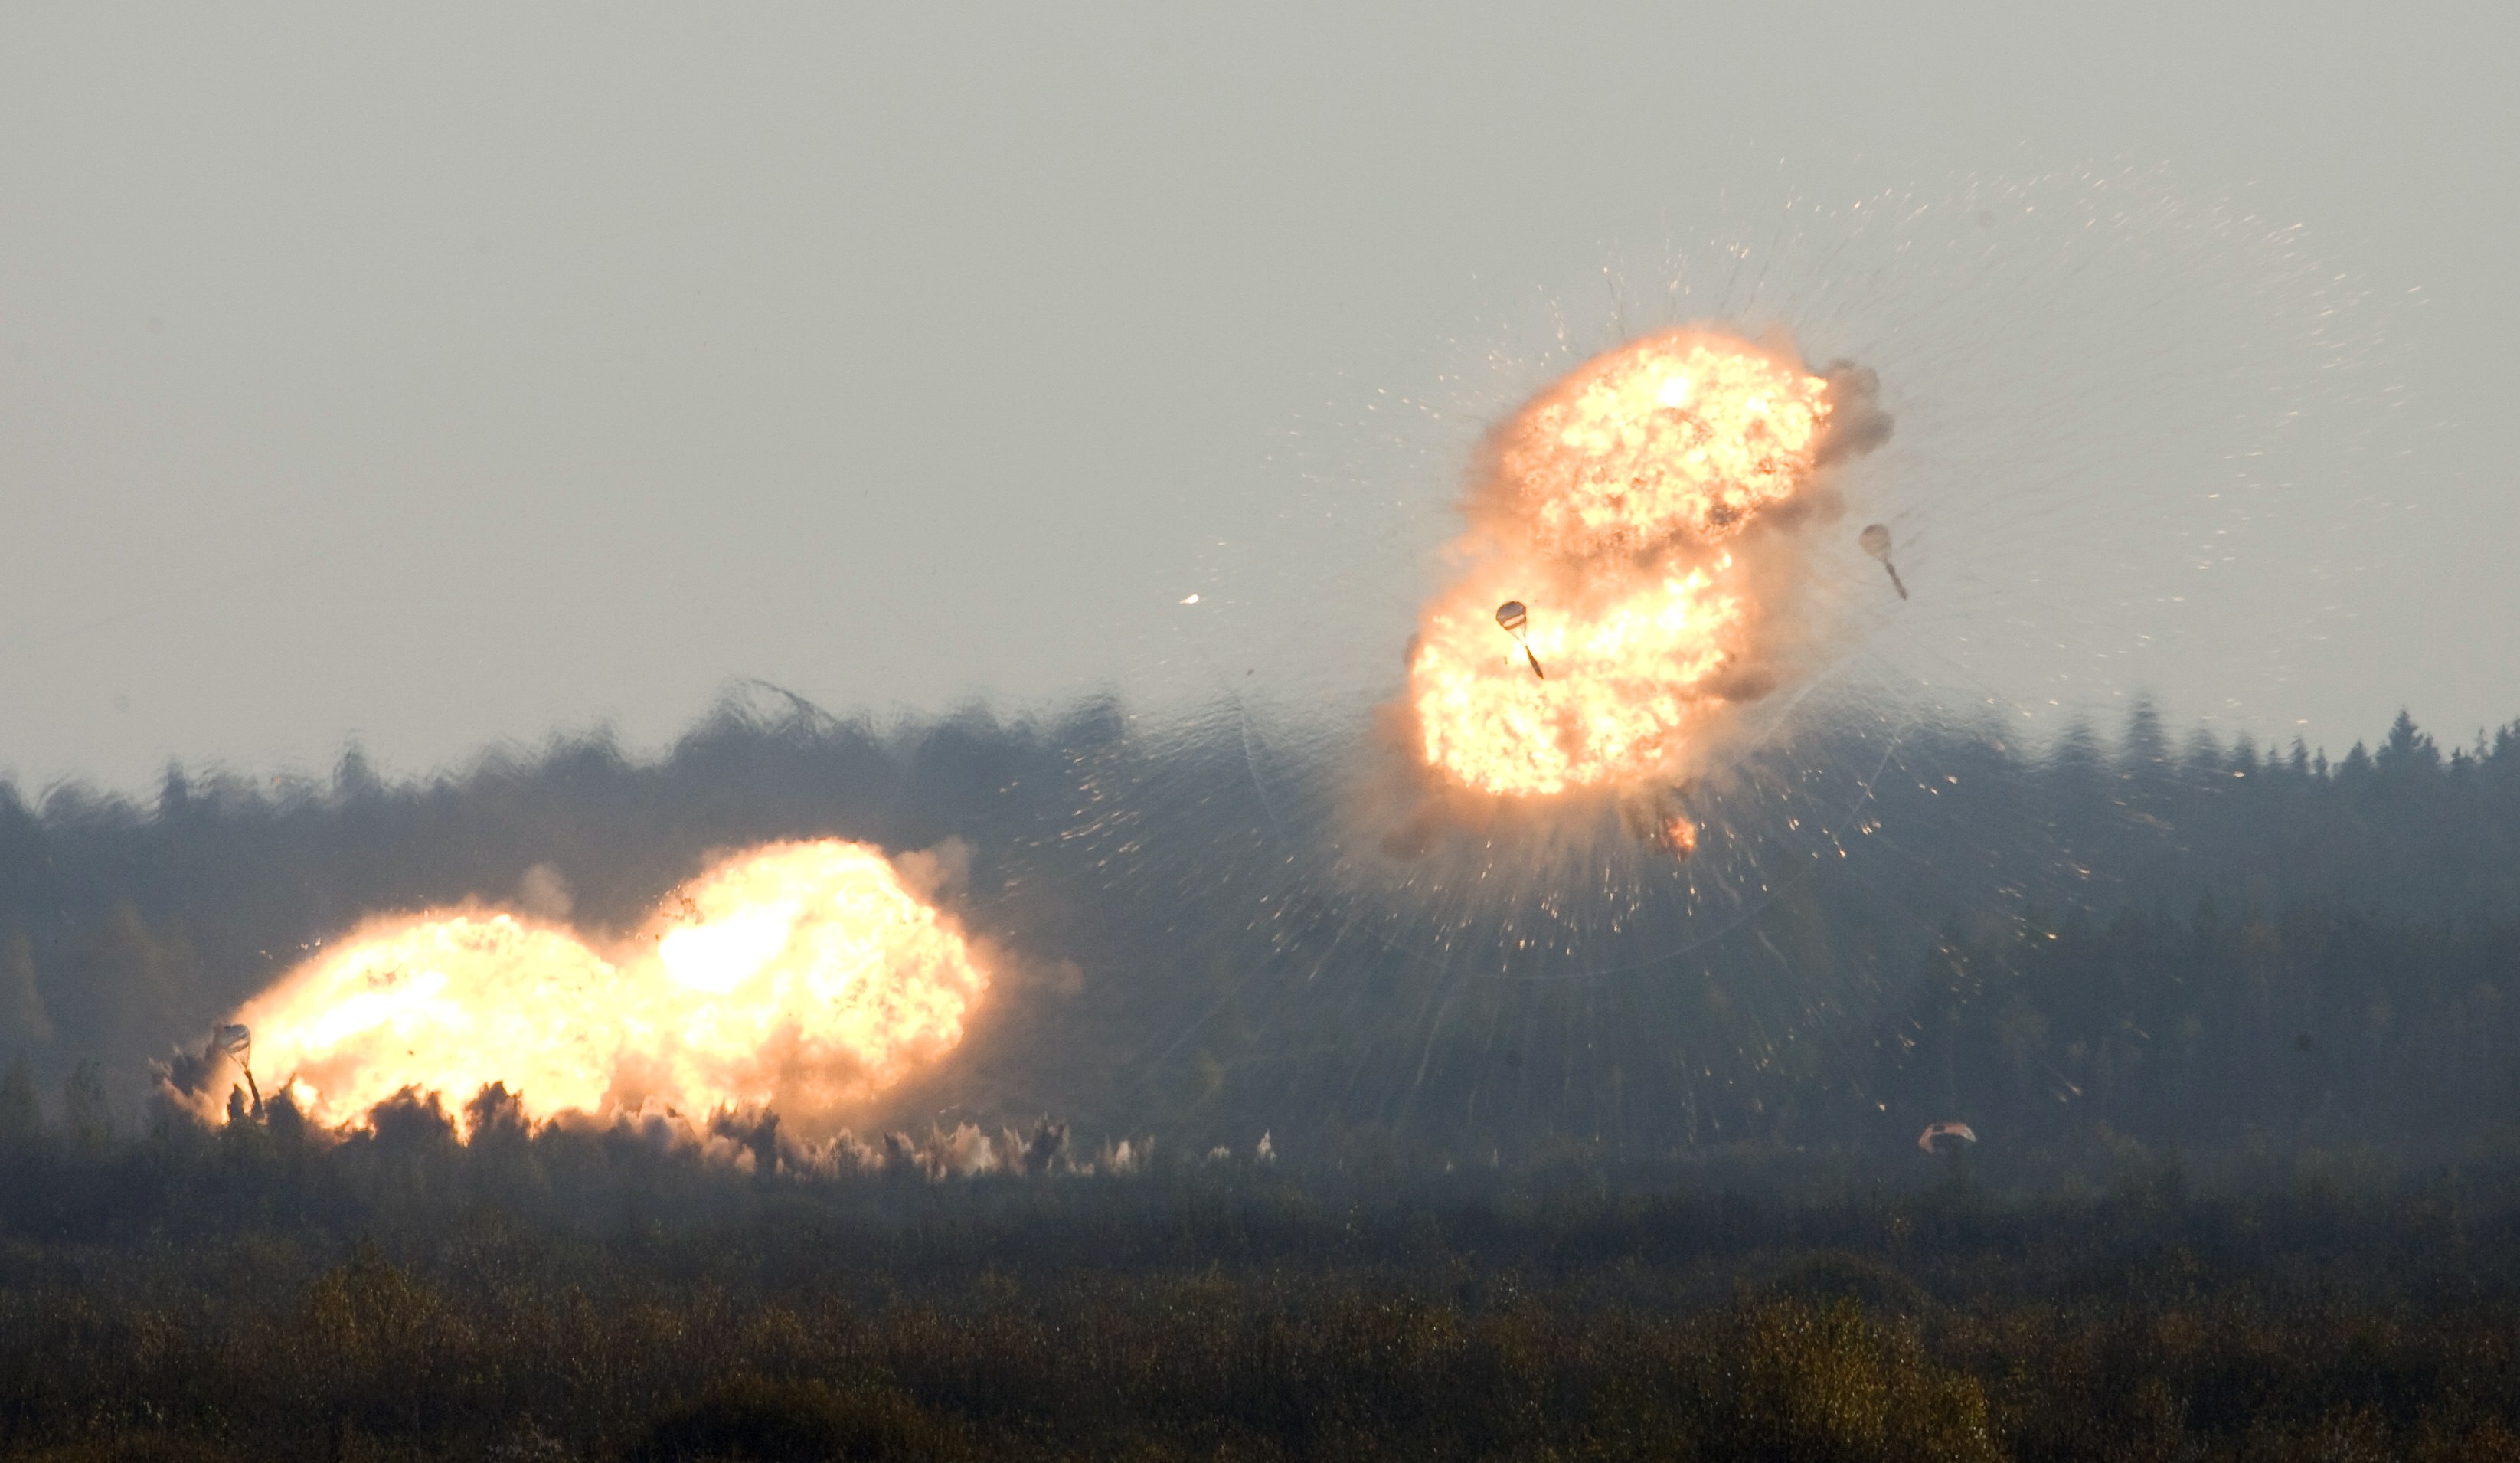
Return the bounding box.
[1493,601,1546,679]
[211,1023,261,1114]
[1917,1121,1976,1152]
[1858,523,1908,601]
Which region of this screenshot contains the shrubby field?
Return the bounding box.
[3,1109,2520,1460]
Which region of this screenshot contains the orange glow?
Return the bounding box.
[1409,329,1841,798]
[221,840,989,1135]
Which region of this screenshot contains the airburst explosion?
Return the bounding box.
[1401,327,1889,828]
[204,840,990,1137]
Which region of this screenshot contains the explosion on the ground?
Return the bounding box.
[194,840,992,1137]
[1401,328,1891,830]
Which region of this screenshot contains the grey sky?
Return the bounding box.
[2,3,2511,791]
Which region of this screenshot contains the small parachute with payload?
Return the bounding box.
[1859,523,1908,601]
[1494,601,1545,679]
[1917,1121,1976,1153]
[212,1023,262,1114]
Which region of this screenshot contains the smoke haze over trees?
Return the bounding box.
[3,691,2518,1164]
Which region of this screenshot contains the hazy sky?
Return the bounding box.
[2,4,2512,791]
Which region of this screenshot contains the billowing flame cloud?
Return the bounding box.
[1403,328,1887,810]
[216,840,990,1136]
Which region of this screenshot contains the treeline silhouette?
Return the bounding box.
[2,692,2518,1159]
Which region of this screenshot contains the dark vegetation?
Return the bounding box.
[3,695,2519,1456]
[4,1108,2520,1460]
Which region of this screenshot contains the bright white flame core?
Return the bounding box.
[224,839,991,1135]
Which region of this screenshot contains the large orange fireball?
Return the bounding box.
[220,840,990,1135]
[1407,329,1878,801]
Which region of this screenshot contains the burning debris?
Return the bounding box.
[1917,1121,1977,1153]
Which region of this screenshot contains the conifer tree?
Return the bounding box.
[0,1053,38,1144]
[62,1059,112,1146]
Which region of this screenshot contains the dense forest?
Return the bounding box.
[3,693,2516,1160]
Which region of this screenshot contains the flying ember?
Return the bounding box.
[211,840,992,1135]
[1405,328,1885,802]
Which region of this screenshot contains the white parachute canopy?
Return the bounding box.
[1859,523,1908,601]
